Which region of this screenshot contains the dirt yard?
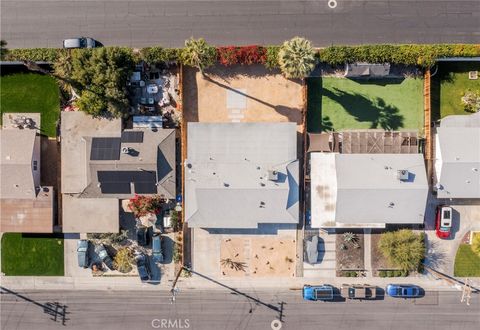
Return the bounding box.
[220,236,296,278]
[335,229,365,274]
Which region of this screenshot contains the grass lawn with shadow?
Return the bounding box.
[431,61,480,121]
[1,233,64,276]
[0,73,60,137]
[307,77,423,132]
[454,243,480,277]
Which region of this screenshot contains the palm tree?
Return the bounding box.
[180,37,217,74]
[220,258,247,272]
[278,37,317,79]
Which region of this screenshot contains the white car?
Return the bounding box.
[63,37,96,49]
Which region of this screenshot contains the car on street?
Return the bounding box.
[63,37,96,49]
[135,253,151,282]
[341,284,377,300]
[152,233,164,264]
[302,284,334,301]
[386,284,421,298]
[77,239,90,268]
[436,205,453,239]
[95,244,114,270]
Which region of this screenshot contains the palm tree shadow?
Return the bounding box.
[324,87,404,130]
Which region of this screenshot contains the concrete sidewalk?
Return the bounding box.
[1,273,472,292]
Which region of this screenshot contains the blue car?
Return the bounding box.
[386,284,421,298]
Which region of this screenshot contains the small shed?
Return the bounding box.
[345,63,390,78]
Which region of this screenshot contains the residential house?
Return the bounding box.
[310,153,428,228]
[0,128,53,232]
[61,112,176,233]
[435,112,480,199]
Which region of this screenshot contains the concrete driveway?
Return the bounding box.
[424,202,480,276]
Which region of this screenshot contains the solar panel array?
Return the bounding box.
[97,170,157,194]
[90,138,121,160]
[121,131,144,143]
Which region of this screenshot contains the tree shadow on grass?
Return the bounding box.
[324,87,404,130]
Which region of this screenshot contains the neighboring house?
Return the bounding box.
[185,122,299,228]
[310,153,428,228]
[61,112,176,233]
[0,128,53,232]
[435,112,480,199]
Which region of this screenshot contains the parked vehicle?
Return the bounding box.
[135,253,151,282]
[63,37,96,49]
[386,284,421,298]
[436,205,453,239]
[95,244,114,270]
[77,239,90,268]
[152,233,164,264]
[341,284,377,300]
[136,226,148,246]
[302,284,334,301]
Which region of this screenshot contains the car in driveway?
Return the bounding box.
[95,244,114,270]
[436,205,453,239]
[135,253,151,283]
[77,239,90,268]
[63,37,96,49]
[136,226,148,247]
[152,233,164,264]
[386,284,421,298]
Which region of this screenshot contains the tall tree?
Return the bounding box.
[278,37,317,79]
[180,37,217,74]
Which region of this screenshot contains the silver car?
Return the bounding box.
[63,37,96,49]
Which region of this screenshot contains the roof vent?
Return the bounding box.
[268,170,278,181]
[396,170,409,181]
[121,147,130,154]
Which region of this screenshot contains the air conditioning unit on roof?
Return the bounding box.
[396,169,409,181]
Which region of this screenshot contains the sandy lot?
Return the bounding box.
[220,236,296,278]
[183,64,304,126]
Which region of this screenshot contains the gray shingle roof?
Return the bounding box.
[185,123,299,228]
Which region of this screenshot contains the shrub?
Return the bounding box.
[472,233,480,257]
[378,229,425,271]
[1,40,8,60]
[318,44,480,68]
[113,248,133,273]
[278,37,316,79]
[386,270,394,277]
[87,230,128,245]
[170,210,181,232]
[6,48,63,62]
[217,45,267,66]
[265,46,280,70]
[179,38,217,73]
[343,232,358,243]
[461,91,480,113]
[378,270,387,277]
[140,46,180,64]
[128,194,166,218]
[173,242,182,263]
[343,271,358,277]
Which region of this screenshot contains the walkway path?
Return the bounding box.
[363,228,372,278]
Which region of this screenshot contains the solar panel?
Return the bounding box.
[121,131,144,143]
[100,182,131,194]
[134,182,157,194]
[90,138,121,160]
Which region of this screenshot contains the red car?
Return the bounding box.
[436,206,453,239]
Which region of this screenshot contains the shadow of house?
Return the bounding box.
[323,87,404,130]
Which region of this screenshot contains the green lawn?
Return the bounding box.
[0,73,60,137]
[306,77,424,132]
[432,62,480,121]
[454,244,480,277]
[1,233,64,276]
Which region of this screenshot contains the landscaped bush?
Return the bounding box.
[278,37,317,78]
[140,46,181,64]
[343,270,358,277]
[378,269,409,277]
[113,248,134,273]
[318,44,480,68]
[378,229,425,271]
[472,233,480,256]
[217,45,267,66]
[128,194,165,218]
[179,38,217,73]
[265,45,280,70]
[6,48,64,62]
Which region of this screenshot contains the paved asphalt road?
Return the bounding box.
[1,0,480,48]
[1,288,479,330]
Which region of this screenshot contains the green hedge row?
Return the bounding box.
[5,44,479,69]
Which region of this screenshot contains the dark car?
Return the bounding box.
[136,226,148,247]
[152,233,164,264]
[95,244,114,270]
[77,239,89,268]
[63,37,96,49]
[135,253,151,282]
[436,205,453,239]
[386,284,421,298]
